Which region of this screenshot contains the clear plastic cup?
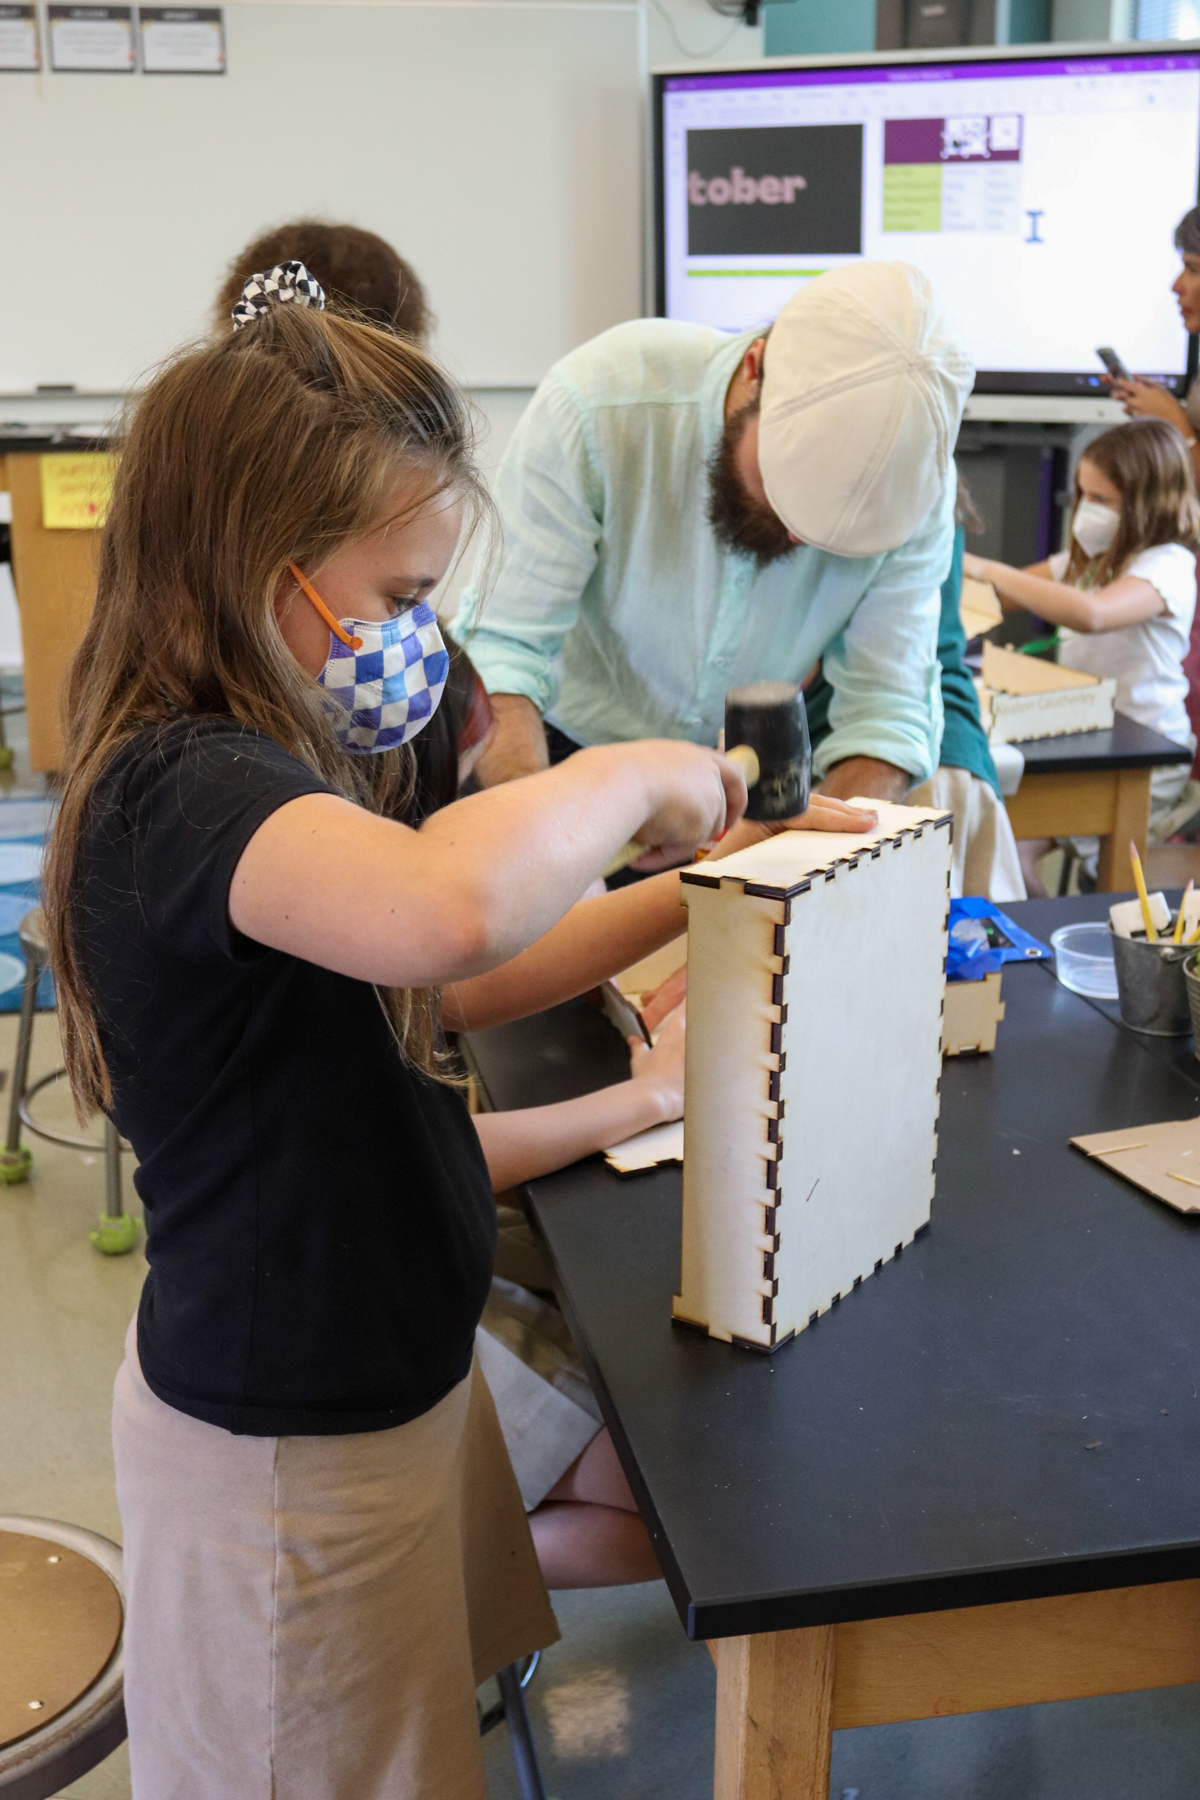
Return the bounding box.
[1050,922,1118,1000]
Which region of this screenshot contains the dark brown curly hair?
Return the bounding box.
[215,220,433,342]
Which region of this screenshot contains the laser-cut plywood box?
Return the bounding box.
[673,800,953,1352]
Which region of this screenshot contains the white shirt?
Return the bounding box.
[1050,542,1197,751]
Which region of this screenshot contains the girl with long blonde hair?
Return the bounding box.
[45,265,751,1798]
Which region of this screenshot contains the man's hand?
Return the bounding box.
[640,792,881,1025]
[818,756,910,803]
[473,693,549,787]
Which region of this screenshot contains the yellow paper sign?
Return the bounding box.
[40,453,118,531]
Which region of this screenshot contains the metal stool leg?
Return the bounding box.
[496,1662,548,1800]
[0,949,38,1184]
[91,1119,136,1256]
[2,904,137,1250]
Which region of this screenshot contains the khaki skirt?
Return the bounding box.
[113,1319,557,1800]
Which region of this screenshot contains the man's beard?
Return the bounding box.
[706,402,797,570]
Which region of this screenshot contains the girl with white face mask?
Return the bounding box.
[963,417,1200,890]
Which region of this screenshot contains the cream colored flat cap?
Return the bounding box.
[758,262,974,558]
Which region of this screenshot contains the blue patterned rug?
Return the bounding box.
[0,797,56,1011]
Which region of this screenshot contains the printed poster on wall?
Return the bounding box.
[40,454,118,530]
[48,4,135,70]
[0,5,40,69]
[139,6,224,74]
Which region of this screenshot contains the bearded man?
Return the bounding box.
[454,262,1022,896]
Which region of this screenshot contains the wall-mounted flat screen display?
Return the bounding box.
[654,48,1200,395]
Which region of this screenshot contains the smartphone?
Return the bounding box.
[1096,346,1131,382]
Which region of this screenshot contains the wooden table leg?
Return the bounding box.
[1096,768,1151,892]
[714,1626,835,1800]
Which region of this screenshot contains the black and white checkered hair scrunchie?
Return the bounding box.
[231,260,326,331]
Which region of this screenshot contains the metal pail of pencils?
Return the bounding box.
[1183,952,1200,1053]
[1111,930,1192,1036]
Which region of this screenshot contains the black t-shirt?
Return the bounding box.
[76,719,496,1435]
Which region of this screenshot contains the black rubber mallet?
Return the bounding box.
[724,679,811,822]
[604,680,811,875]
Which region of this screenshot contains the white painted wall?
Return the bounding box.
[1,0,642,394]
[645,0,762,67]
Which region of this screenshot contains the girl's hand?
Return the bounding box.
[627,1003,686,1120]
[1109,377,1190,434]
[618,740,748,871]
[641,963,688,1034]
[962,551,994,582]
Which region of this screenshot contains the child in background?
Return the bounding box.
[963,418,1200,892]
[46,270,751,1799]
[415,634,683,1587]
[215,217,433,341]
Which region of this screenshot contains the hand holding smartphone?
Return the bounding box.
[1096,346,1131,383]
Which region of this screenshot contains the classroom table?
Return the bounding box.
[1003,714,1192,892]
[466,917,1200,1800]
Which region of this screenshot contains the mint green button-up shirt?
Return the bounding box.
[454,319,951,782]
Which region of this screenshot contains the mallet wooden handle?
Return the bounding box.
[603,744,761,878]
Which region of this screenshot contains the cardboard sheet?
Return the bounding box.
[1070,1117,1200,1215]
[604,1119,684,1175]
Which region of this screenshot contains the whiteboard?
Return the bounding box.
[0,1,642,393]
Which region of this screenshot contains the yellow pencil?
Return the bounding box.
[1129,840,1158,942]
[1174,878,1194,944]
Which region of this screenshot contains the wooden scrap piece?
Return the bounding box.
[604,1120,684,1175]
[959,575,1003,641]
[943,971,1005,1057]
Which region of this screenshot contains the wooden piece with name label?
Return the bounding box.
[979,642,1116,746]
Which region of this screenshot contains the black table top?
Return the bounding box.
[467,905,1200,1640]
[1012,711,1192,771]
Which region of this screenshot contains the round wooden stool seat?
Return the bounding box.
[0,1518,125,1799]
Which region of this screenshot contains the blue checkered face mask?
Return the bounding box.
[289,563,450,756]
